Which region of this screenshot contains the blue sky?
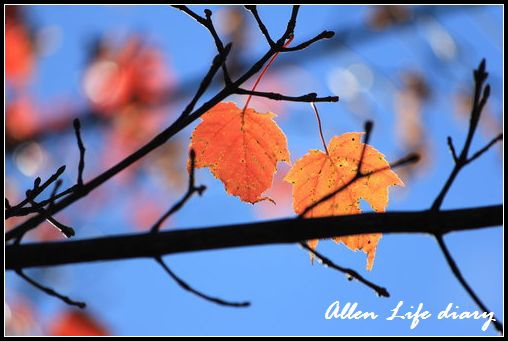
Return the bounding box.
[5,5,503,336]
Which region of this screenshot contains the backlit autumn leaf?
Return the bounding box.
[284,132,404,270]
[49,310,108,336]
[190,102,290,203]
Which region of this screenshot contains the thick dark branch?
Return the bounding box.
[236,88,338,103]
[435,236,503,333]
[155,256,250,308]
[300,242,389,298]
[16,269,86,308]
[6,205,501,269]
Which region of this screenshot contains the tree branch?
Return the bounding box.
[15,269,86,309]
[236,88,338,103]
[6,5,336,243]
[6,205,501,270]
[435,235,503,333]
[429,59,503,333]
[155,256,250,308]
[300,242,390,298]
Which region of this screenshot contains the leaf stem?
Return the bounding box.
[310,102,329,155]
[242,35,294,112]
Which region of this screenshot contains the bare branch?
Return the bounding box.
[435,235,503,333]
[6,205,501,270]
[15,269,86,309]
[299,152,419,218]
[465,133,503,165]
[155,256,250,308]
[150,149,206,233]
[447,136,459,163]
[236,88,338,103]
[6,6,338,243]
[300,242,390,298]
[6,165,66,219]
[73,118,86,187]
[430,59,503,333]
[280,30,335,52]
[172,6,232,85]
[244,5,274,46]
[181,44,232,117]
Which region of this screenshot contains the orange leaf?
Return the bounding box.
[284,132,404,270]
[49,310,108,336]
[190,102,290,203]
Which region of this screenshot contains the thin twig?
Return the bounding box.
[6,165,66,219]
[300,153,419,217]
[430,59,503,334]
[244,6,275,46]
[300,242,390,298]
[150,149,206,233]
[447,136,458,163]
[465,133,503,165]
[281,30,335,52]
[15,269,86,308]
[155,256,250,308]
[236,89,338,103]
[173,6,232,85]
[73,118,86,187]
[435,235,503,333]
[182,44,232,117]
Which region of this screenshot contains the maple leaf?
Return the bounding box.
[284,132,404,270]
[190,101,290,203]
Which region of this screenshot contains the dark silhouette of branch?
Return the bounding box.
[6,165,66,219]
[429,59,502,334]
[6,205,501,270]
[155,256,250,308]
[181,44,232,117]
[465,133,503,165]
[300,242,390,298]
[151,149,206,233]
[150,149,248,307]
[15,269,86,309]
[26,197,75,239]
[172,5,232,85]
[236,89,338,103]
[6,5,336,243]
[244,6,274,47]
[435,235,503,333]
[73,118,86,187]
[281,30,335,52]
